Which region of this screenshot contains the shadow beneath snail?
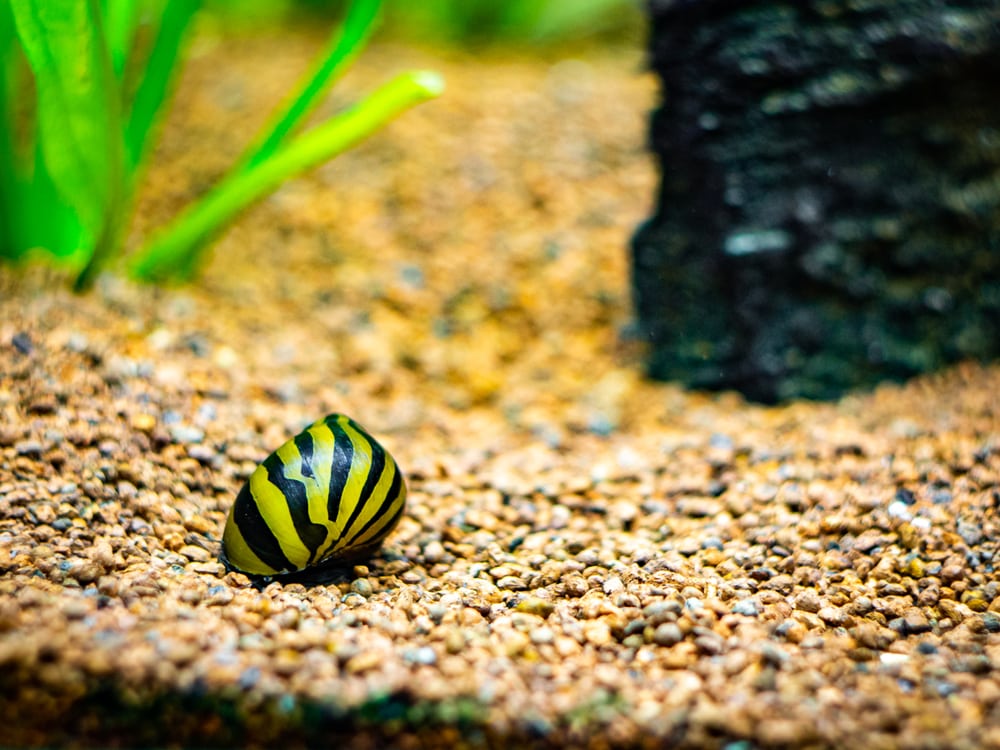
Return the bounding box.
[219,550,408,590]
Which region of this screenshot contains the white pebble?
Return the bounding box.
[887,501,912,521]
[879,652,909,666]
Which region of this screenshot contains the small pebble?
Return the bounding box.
[350,579,374,598]
[179,545,211,563]
[169,425,205,444]
[12,332,34,355]
[652,623,683,647]
[530,626,555,645]
[423,541,446,564]
[15,440,44,457]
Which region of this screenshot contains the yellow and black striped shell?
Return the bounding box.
[221,413,406,576]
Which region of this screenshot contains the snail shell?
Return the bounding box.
[221,413,406,576]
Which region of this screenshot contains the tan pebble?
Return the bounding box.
[940,564,965,582]
[917,587,940,606]
[68,559,103,584]
[514,597,555,618]
[162,533,185,552]
[661,642,698,669]
[273,648,302,675]
[206,588,236,606]
[779,620,807,644]
[847,647,878,662]
[183,515,215,534]
[162,639,200,665]
[583,620,612,647]
[851,622,896,650]
[83,650,115,677]
[444,629,466,654]
[130,414,157,433]
[902,557,927,578]
[90,539,115,569]
[820,551,850,572]
[381,559,411,576]
[555,636,581,657]
[497,576,527,591]
[820,516,845,534]
[938,598,965,623]
[962,590,990,612]
[818,606,849,627]
[460,608,484,626]
[423,541,446,564]
[602,576,624,596]
[191,561,225,577]
[62,599,91,619]
[562,576,588,598]
[464,509,498,531]
[345,650,382,674]
[179,583,206,604]
[897,523,920,549]
[756,718,816,745]
[530,626,555,645]
[794,590,822,613]
[902,608,932,632]
[702,548,725,567]
[503,631,529,657]
[179,545,211,563]
[489,564,516,578]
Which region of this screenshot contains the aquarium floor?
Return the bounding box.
[2,30,1000,750]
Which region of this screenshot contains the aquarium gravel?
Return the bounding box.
[2,31,1000,749]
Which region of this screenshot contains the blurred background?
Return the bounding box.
[202,0,645,47]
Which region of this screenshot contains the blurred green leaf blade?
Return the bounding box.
[9,0,124,262]
[238,0,381,172]
[0,0,20,257]
[102,0,139,77]
[124,0,199,171]
[131,69,444,282]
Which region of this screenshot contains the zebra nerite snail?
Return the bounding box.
[221,413,406,576]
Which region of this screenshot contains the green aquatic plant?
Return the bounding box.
[200,0,642,46]
[0,0,442,289]
[388,0,642,45]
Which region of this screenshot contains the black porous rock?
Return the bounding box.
[632,0,1000,403]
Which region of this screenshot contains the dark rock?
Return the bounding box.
[11,332,33,355]
[633,0,1000,402]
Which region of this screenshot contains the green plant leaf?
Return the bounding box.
[9,0,124,271]
[124,0,199,172]
[102,0,140,78]
[131,69,444,282]
[0,0,19,257]
[528,0,639,41]
[237,0,381,172]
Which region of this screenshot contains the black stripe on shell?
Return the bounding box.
[337,426,386,544]
[231,483,294,573]
[344,462,403,549]
[324,416,356,544]
[263,448,328,564]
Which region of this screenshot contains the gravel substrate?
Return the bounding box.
[2,28,999,750]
